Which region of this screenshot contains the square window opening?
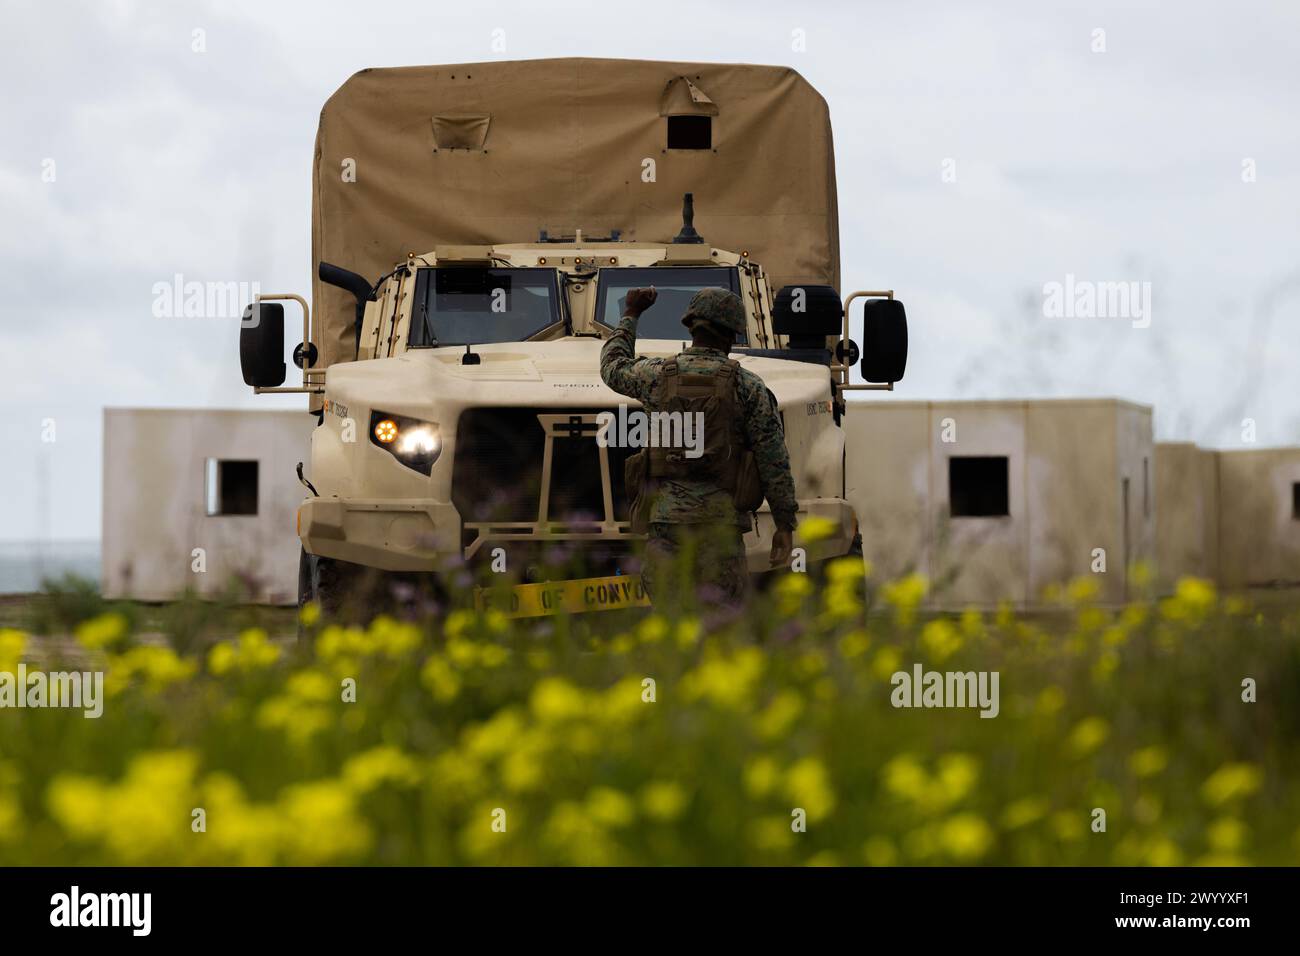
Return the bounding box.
[206,459,259,516]
[949,456,1010,517]
[667,115,711,150]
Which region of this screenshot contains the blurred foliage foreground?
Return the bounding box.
[1,550,1298,866]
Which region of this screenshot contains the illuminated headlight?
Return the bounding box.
[369,410,442,474]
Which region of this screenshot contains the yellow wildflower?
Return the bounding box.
[1066,576,1100,605]
[367,616,422,657]
[298,601,321,627]
[920,618,962,663]
[1035,685,1065,716]
[1001,797,1049,829]
[1068,717,1109,756]
[755,690,804,740]
[641,781,688,821]
[862,836,898,866]
[774,572,814,616]
[785,757,836,821]
[939,813,993,861]
[1206,817,1246,853]
[871,646,903,681]
[1129,746,1168,778]
[637,614,668,644]
[935,753,979,805]
[463,709,526,761]
[837,628,871,659]
[674,616,701,649]
[798,515,838,543]
[421,654,461,702]
[109,645,198,695]
[74,612,129,651]
[530,676,589,723]
[826,556,865,584]
[0,629,26,671]
[743,756,780,798]
[681,647,765,710]
[1201,763,1262,806]
[342,746,422,793]
[278,779,372,864]
[749,815,795,851]
[1160,577,1216,621]
[587,787,636,828]
[208,627,280,676]
[881,573,928,626]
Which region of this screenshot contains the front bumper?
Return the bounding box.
[299,495,856,574]
[299,497,461,571]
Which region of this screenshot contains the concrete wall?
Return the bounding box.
[99,404,1295,605]
[1155,445,1300,589]
[1026,402,1115,601]
[1155,442,1219,588]
[845,398,1152,608]
[843,404,931,585]
[1216,449,1300,587]
[1115,402,1158,598]
[927,401,1029,607]
[102,409,313,604]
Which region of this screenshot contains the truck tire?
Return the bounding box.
[296,547,312,643]
[298,548,358,618]
[297,548,447,630]
[297,547,365,639]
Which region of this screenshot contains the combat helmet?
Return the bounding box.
[680,287,746,336]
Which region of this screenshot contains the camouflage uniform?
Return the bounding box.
[600,288,798,606]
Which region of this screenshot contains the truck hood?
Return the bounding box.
[323,339,829,414]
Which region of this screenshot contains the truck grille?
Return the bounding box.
[453,407,633,528]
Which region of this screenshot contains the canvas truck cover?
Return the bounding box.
[311,57,840,370]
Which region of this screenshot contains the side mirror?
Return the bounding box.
[771,284,843,348]
[860,298,907,383]
[240,302,286,387]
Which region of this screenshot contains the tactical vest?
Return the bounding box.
[645,358,762,512]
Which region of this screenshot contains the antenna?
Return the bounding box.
[672,192,705,244]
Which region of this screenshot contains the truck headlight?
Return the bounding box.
[369,410,442,474]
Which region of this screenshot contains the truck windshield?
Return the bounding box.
[409,268,561,346]
[595,266,746,343]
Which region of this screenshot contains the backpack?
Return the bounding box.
[624,357,763,532]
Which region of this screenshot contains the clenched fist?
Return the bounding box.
[624,286,658,317]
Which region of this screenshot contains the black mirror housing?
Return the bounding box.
[771,284,843,340]
[860,298,907,383]
[240,302,286,387]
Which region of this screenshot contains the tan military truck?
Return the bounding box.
[237,58,907,617]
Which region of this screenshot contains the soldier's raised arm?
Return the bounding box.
[599,286,660,403]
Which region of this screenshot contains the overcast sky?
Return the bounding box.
[3,0,1298,541]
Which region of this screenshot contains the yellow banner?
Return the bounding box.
[474,574,650,618]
